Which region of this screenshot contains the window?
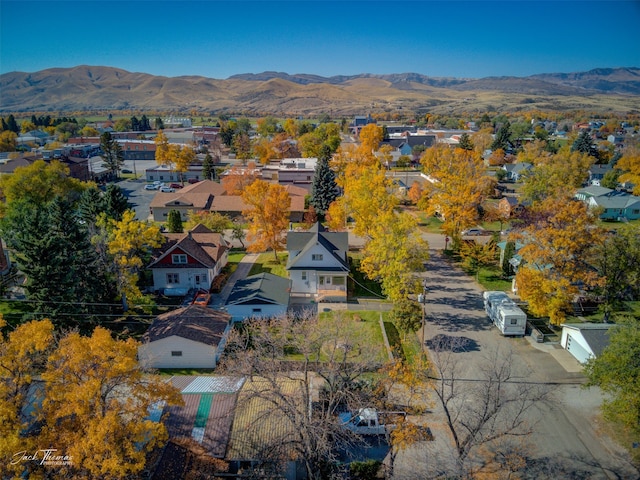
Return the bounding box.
[171,351,183,357]
[510,318,517,325]
[194,275,203,285]
[252,308,262,313]
[166,273,179,284]
[333,277,345,286]
[312,254,323,261]
[172,254,188,264]
[301,271,307,281]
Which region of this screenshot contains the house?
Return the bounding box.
[502,162,532,182]
[560,323,613,364]
[575,186,640,221]
[148,224,230,296]
[138,305,232,369]
[261,158,318,192]
[225,273,290,321]
[587,164,613,186]
[286,222,349,302]
[145,163,204,183]
[150,180,225,222]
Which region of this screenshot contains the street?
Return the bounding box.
[393,247,639,479]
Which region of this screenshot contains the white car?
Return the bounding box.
[144,184,160,190]
[462,228,486,236]
[159,186,175,193]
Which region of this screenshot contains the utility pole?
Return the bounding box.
[418,278,428,353]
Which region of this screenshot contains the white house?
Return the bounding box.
[148,224,229,296]
[286,222,349,302]
[138,305,232,369]
[560,323,613,364]
[225,273,291,321]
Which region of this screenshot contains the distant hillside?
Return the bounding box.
[1,65,639,115]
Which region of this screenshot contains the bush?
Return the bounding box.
[350,459,382,479]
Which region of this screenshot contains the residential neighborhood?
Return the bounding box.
[0,107,639,480]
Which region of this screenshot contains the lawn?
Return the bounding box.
[348,254,384,298]
[248,252,289,278]
[0,299,35,325]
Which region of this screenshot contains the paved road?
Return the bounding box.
[392,248,639,479]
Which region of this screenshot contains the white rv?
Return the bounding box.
[483,291,527,336]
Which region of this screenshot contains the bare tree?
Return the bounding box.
[219,310,383,479]
[427,336,553,477]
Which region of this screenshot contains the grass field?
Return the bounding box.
[248,252,289,278]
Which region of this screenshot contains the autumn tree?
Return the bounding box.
[419,145,493,244]
[360,210,429,301]
[100,132,124,177]
[40,326,182,479]
[221,163,259,195]
[241,180,290,260]
[0,130,17,152]
[154,129,172,167]
[514,198,605,324]
[390,297,423,341]
[617,145,640,195]
[298,122,341,158]
[459,238,497,280]
[233,131,252,162]
[102,210,164,310]
[357,123,383,159]
[0,159,87,209]
[584,316,640,445]
[175,145,196,184]
[184,210,231,233]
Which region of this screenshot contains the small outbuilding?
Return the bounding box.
[560,323,613,364]
[225,273,290,322]
[138,305,231,369]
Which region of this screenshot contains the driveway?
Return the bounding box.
[392,247,639,479]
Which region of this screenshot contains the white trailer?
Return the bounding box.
[338,408,406,436]
[483,291,526,336]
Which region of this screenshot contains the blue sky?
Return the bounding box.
[1,1,639,79]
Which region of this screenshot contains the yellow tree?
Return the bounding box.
[154,129,170,166]
[419,145,492,243]
[0,317,55,476]
[221,163,259,195]
[175,145,196,184]
[242,180,291,260]
[252,136,278,164]
[360,210,429,301]
[618,145,640,195]
[103,210,164,309]
[40,327,183,479]
[514,198,605,324]
[357,123,383,159]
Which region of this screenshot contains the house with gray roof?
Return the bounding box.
[286,222,349,302]
[560,323,613,364]
[225,272,290,321]
[138,305,232,369]
[502,162,532,182]
[575,186,640,221]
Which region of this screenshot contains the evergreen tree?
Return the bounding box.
[1,117,9,132]
[491,121,512,151]
[502,241,516,278]
[100,132,124,177]
[571,130,599,160]
[154,117,164,130]
[77,186,106,225]
[458,132,474,151]
[140,115,151,131]
[166,210,183,233]
[202,152,215,180]
[104,184,130,221]
[311,145,338,217]
[7,114,19,133]
[131,116,140,131]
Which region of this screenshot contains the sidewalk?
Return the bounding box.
[209,253,260,310]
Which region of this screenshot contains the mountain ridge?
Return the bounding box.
[1,65,639,115]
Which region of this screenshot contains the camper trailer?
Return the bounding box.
[483,291,527,336]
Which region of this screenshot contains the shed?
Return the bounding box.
[560,323,613,364]
[225,273,290,321]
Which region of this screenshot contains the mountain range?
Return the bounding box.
[1,66,639,116]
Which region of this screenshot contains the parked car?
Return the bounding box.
[462,228,486,236]
[160,186,175,193]
[187,178,200,184]
[121,168,133,174]
[169,183,182,189]
[144,183,160,190]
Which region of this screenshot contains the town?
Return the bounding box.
[0,111,639,479]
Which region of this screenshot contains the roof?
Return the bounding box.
[162,376,245,459]
[143,305,231,346]
[286,222,349,271]
[591,193,640,210]
[227,376,304,461]
[226,273,291,307]
[562,323,613,357]
[576,185,614,198]
[149,224,229,269]
[150,192,214,209]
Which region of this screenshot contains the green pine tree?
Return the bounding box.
[311,145,338,217]
[166,210,183,233]
[104,184,130,221]
[100,132,124,177]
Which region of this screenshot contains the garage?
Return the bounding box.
[560,323,613,364]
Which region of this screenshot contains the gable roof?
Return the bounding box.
[286,222,349,271]
[577,185,614,198]
[226,273,290,306]
[562,323,613,357]
[143,305,231,346]
[149,224,228,269]
[591,193,640,210]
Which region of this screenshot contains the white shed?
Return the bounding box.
[138,305,231,369]
[225,273,290,322]
[560,323,613,364]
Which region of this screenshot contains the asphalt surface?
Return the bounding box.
[392,247,639,479]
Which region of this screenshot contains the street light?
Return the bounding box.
[418,278,428,352]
